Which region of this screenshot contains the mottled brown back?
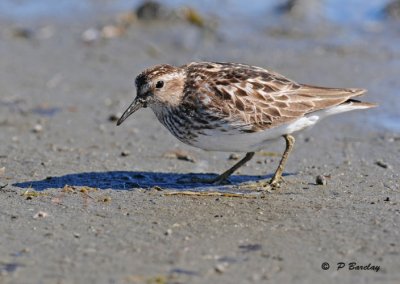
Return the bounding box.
[181,62,373,132]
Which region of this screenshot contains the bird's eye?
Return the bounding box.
[155,80,164,89]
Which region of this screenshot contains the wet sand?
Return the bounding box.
[0,4,399,284]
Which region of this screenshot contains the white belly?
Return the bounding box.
[187,102,370,152]
[190,115,320,152]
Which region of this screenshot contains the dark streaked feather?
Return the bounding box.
[183,62,374,132]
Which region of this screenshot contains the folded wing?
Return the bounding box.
[186,62,375,132]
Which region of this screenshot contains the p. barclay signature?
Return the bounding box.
[337,262,380,272]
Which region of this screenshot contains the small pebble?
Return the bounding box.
[33,211,48,219]
[384,197,390,202]
[316,175,327,185]
[375,160,391,169]
[32,124,43,133]
[121,151,130,157]
[136,1,164,20]
[165,229,172,236]
[108,114,120,122]
[102,196,112,202]
[228,153,239,160]
[214,263,228,273]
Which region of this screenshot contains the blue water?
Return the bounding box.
[0,0,91,19]
[0,0,392,24]
[325,0,390,23]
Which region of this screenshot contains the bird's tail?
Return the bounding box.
[311,98,377,118]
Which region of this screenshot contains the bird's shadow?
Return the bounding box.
[13,171,280,192]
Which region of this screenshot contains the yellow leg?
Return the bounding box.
[238,134,295,191]
[270,134,295,187]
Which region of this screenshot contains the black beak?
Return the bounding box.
[116,98,144,126]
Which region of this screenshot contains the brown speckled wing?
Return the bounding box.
[183,62,366,132]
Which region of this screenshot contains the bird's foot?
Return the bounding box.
[238,176,286,191]
[270,175,287,188]
[269,178,282,189]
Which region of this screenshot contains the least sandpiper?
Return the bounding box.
[117,62,376,188]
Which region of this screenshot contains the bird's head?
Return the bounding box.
[117,64,185,126]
